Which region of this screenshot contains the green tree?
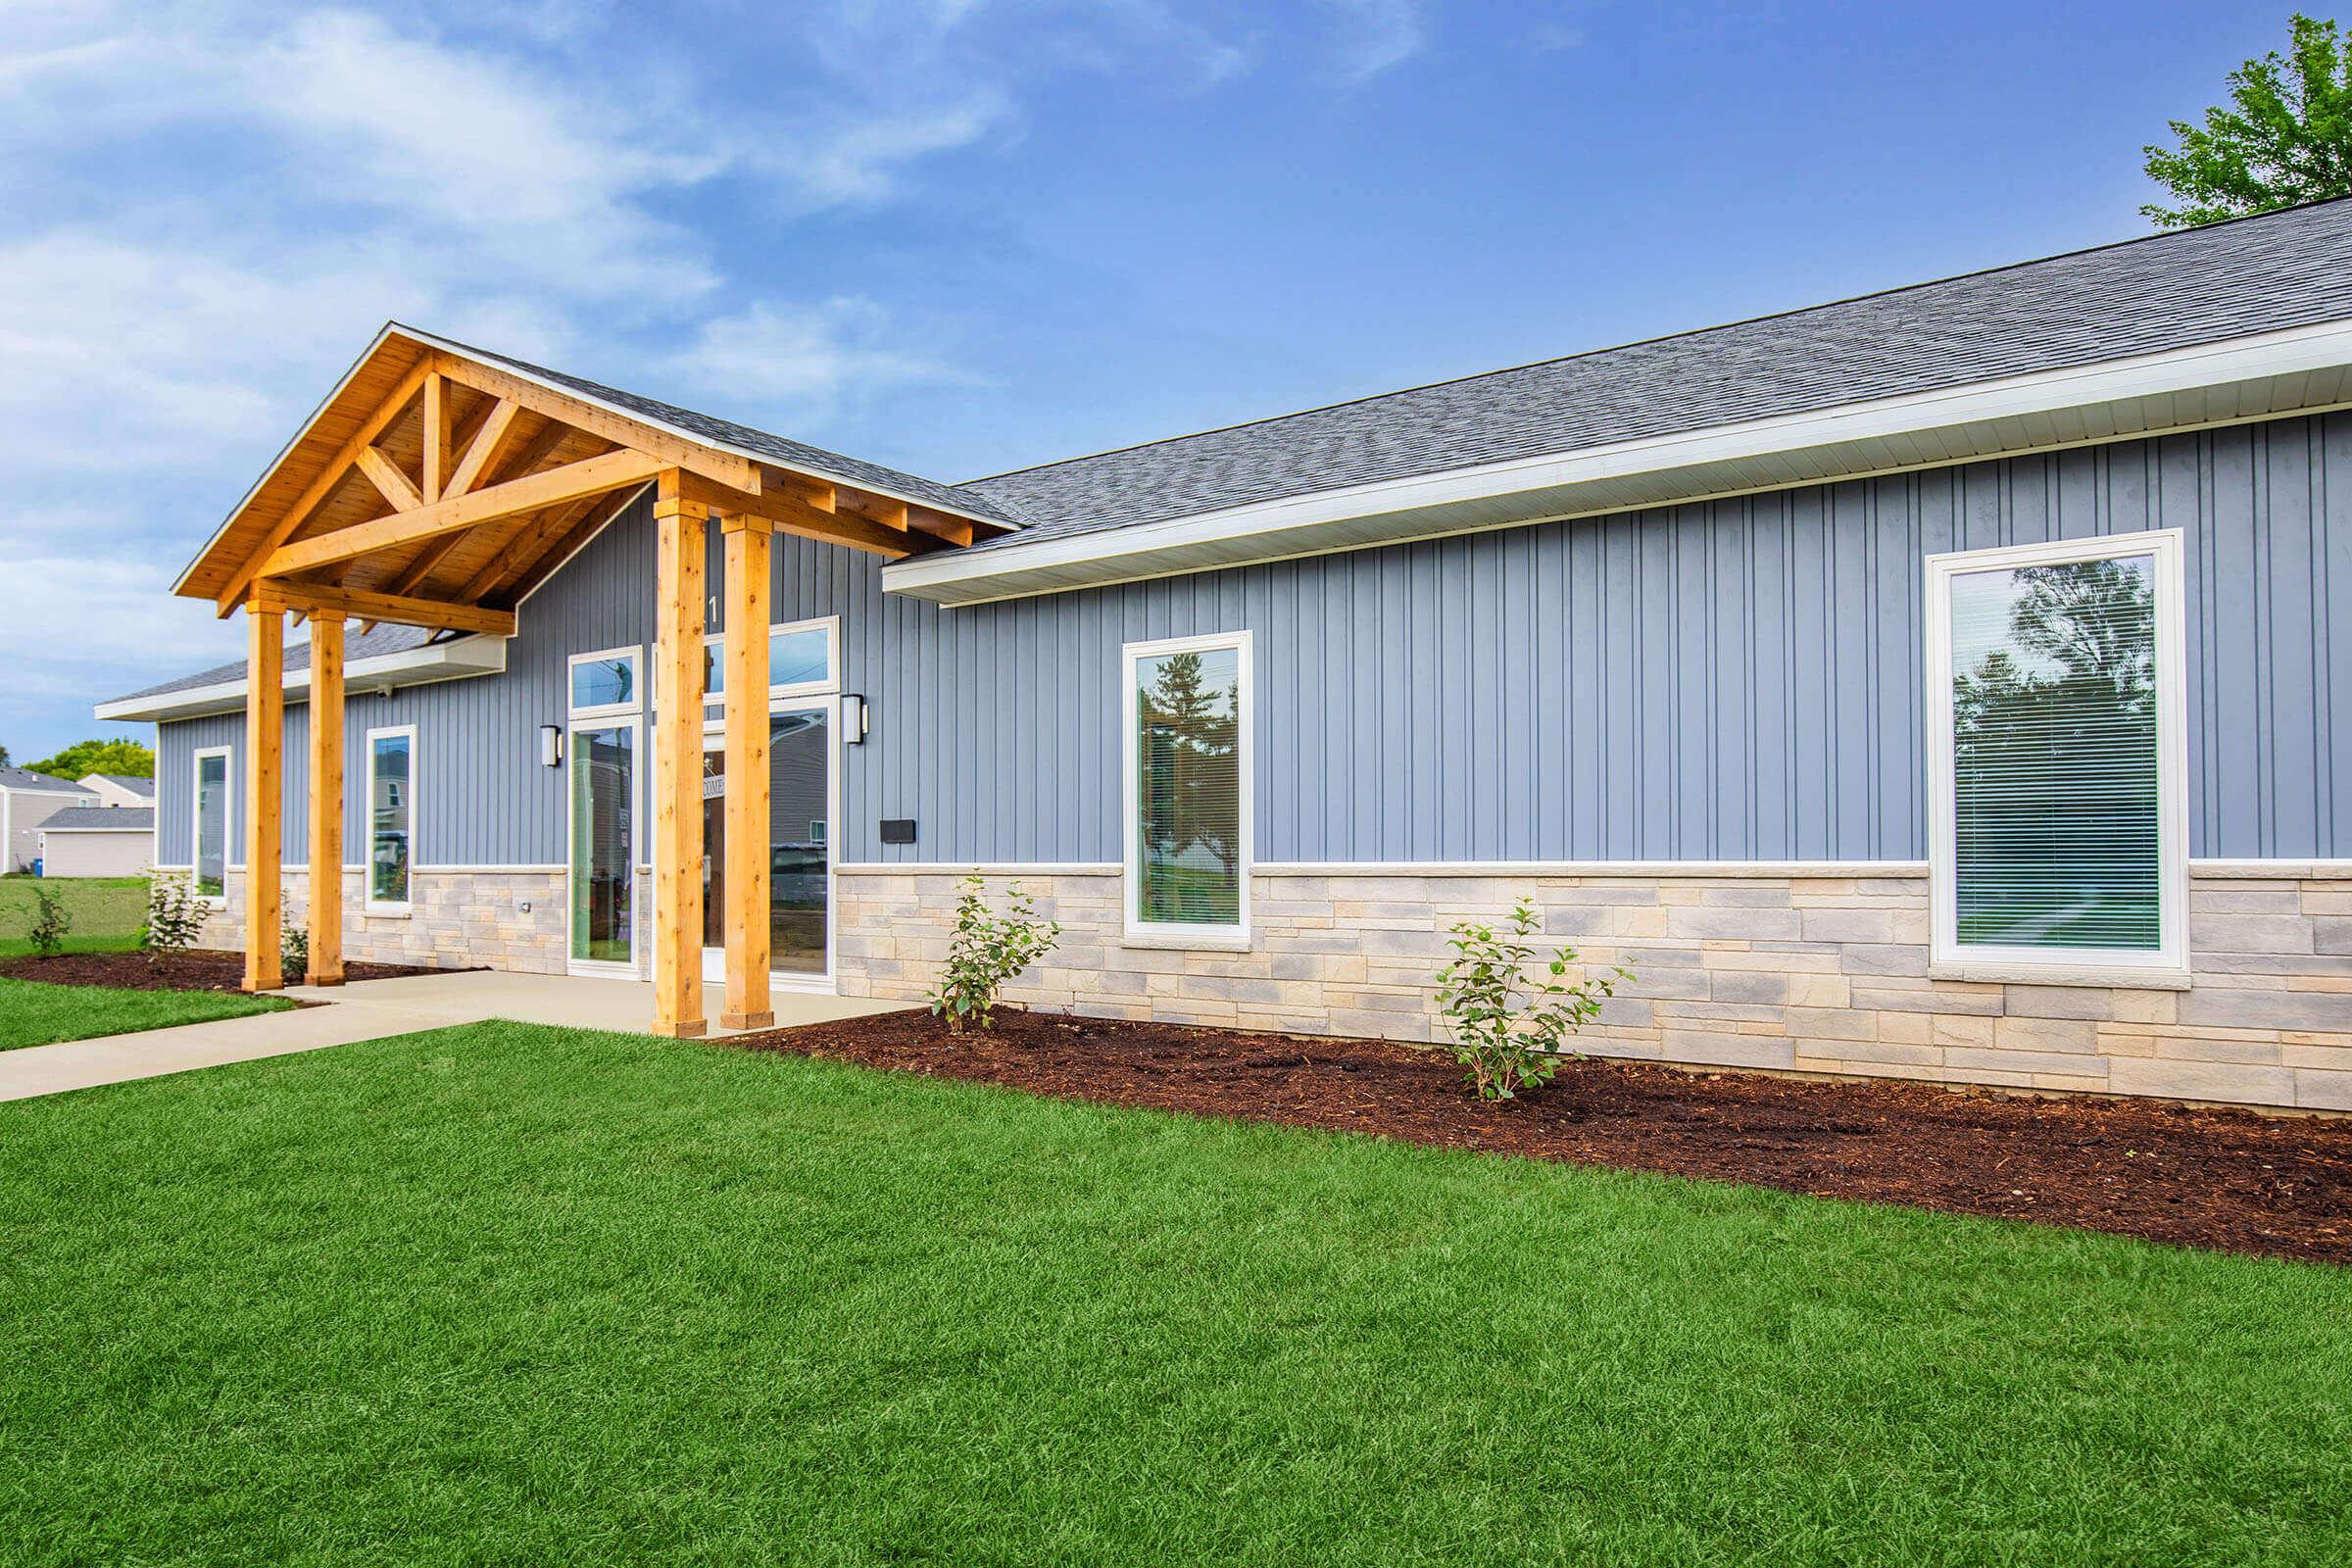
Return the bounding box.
[0,744,11,766]
[27,738,155,782]
[2143,15,2352,227]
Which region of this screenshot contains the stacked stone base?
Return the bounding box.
[207,866,567,975]
[837,864,2352,1114]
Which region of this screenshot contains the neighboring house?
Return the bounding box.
[0,766,95,873]
[38,807,156,878]
[99,198,2352,1113]
[77,773,156,808]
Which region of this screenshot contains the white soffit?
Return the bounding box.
[883,318,2352,606]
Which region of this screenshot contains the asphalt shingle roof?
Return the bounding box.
[955,198,2352,544]
[0,767,94,796]
[43,807,153,832]
[92,774,155,798]
[109,623,444,705]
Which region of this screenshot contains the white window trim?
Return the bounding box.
[564,714,641,977]
[1923,527,2190,984]
[365,723,418,916]
[190,745,232,906]
[567,645,643,720]
[697,695,842,992]
[699,614,841,710]
[1121,629,1253,951]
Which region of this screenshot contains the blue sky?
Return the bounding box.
[0,0,2297,762]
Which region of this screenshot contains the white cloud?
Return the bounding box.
[1317,0,1425,81]
[660,300,977,412]
[764,91,1014,206]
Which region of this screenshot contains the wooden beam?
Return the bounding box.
[650,472,708,1039]
[486,484,649,610]
[353,445,423,513]
[252,580,515,637]
[720,512,774,1031]
[679,472,922,560]
[905,505,975,548]
[421,373,450,505]
[432,353,762,497]
[264,449,665,577]
[456,493,601,605]
[307,616,346,987]
[243,603,284,993]
[441,396,521,498]
[217,359,433,613]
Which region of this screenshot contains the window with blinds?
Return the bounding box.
[1124,633,1251,941]
[1928,531,2185,973]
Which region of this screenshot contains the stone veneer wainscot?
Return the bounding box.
[834,863,2352,1114]
[200,866,568,975]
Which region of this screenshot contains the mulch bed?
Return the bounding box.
[734,1008,2352,1266]
[0,950,451,995]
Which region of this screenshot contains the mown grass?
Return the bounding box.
[3,1022,2347,1566]
[0,874,146,957]
[0,974,290,1050]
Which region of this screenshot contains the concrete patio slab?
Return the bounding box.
[0,972,910,1102]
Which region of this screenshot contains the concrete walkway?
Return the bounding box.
[0,971,909,1103]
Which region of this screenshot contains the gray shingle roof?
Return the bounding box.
[108,623,444,705]
[0,767,93,796]
[955,197,2352,544]
[422,331,1018,527]
[92,774,155,798]
[43,807,153,832]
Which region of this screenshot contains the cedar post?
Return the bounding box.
[720,513,774,1030]
[308,614,346,986]
[651,471,709,1038]
[243,599,285,992]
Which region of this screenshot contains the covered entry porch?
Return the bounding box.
[172,325,1010,1035]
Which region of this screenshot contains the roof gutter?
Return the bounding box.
[885,317,2352,606]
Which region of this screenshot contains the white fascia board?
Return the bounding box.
[885,318,2352,604]
[93,637,508,723]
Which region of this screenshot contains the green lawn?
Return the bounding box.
[3,1024,2347,1566]
[0,874,147,956]
[0,974,291,1051]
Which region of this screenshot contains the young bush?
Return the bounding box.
[141,869,208,958]
[1435,897,1629,1102]
[280,915,310,985]
[25,885,72,958]
[929,875,1060,1033]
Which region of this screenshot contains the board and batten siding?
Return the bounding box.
[157,413,2352,868]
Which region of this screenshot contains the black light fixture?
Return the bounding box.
[841,693,868,744]
[539,724,563,768]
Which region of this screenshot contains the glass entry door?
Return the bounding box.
[701,701,835,985]
[566,721,638,970]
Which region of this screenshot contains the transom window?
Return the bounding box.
[702,616,838,710]
[1122,630,1251,948]
[568,648,640,716]
[1925,529,2187,977]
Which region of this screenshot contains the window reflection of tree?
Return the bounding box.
[1138,651,1241,923]
[1952,558,2159,949]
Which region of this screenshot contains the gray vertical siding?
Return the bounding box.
[157,413,2352,870]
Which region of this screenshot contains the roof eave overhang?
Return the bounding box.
[94,636,509,723]
[883,318,2352,607]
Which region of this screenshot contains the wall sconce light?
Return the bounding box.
[539,724,563,769]
[841,693,869,744]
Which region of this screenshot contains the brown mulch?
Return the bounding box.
[733,1007,2352,1266]
[0,949,453,994]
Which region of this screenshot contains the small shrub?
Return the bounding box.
[141,869,208,958]
[26,885,72,958]
[929,875,1060,1033]
[1435,897,1630,1102]
[280,915,309,985]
